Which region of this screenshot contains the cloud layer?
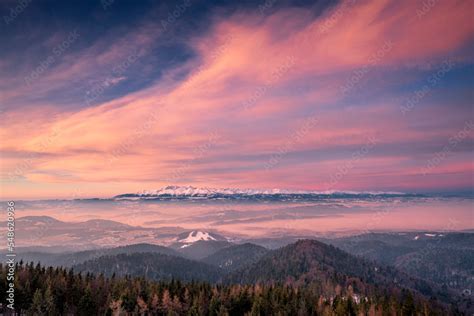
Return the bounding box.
[1,0,473,199]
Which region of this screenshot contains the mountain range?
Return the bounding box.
[4,215,473,313]
[10,227,474,313]
[113,185,410,200]
[28,239,470,314]
[7,216,473,297]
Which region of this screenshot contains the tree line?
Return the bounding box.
[0,261,454,315]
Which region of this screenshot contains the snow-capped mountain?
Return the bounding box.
[170,230,232,259]
[175,230,228,249]
[114,185,407,200]
[116,185,306,198]
[413,233,445,240]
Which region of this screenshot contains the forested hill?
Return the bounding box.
[0,262,454,315]
[227,240,439,297]
[74,252,220,283]
[2,238,472,314]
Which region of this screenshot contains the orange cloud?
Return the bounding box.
[1,0,473,198]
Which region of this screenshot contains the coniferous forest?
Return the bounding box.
[0,261,460,316]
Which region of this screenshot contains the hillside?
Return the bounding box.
[227,240,455,303]
[13,243,181,267]
[13,238,473,313]
[329,233,474,293]
[73,252,220,282]
[202,243,269,272]
[174,240,233,260]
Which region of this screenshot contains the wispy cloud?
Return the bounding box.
[1,0,473,198]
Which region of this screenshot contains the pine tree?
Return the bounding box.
[297,298,308,316]
[172,295,183,314]
[161,289,173,313]
[209,295,220,316]
[217,304,230,316]
[29,288,45,315]
[44,285,57,315]
[78,287,97,316]
[137,296,148,314]
[150,292,160,313]
[109,299,123,316]
[250,296,263,316]
[402,291,416,316]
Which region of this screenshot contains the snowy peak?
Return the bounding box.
[130,185,299,197]
[413,233,446,240]
[114,185,408,200]
[174,230,228,249]
[179,231,217,243]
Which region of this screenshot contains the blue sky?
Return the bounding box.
[1,0,473,199]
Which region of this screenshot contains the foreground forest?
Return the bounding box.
[1,239,472,315]
[0,262,454,316]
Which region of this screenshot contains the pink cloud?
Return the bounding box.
[1,0,473,198]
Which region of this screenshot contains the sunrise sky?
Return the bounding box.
[1,0,473,200]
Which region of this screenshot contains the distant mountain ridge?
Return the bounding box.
[0,215,189,250]
[114,185,409,200]
[13,243,182,267]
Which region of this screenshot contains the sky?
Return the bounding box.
[0,0,473,200]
